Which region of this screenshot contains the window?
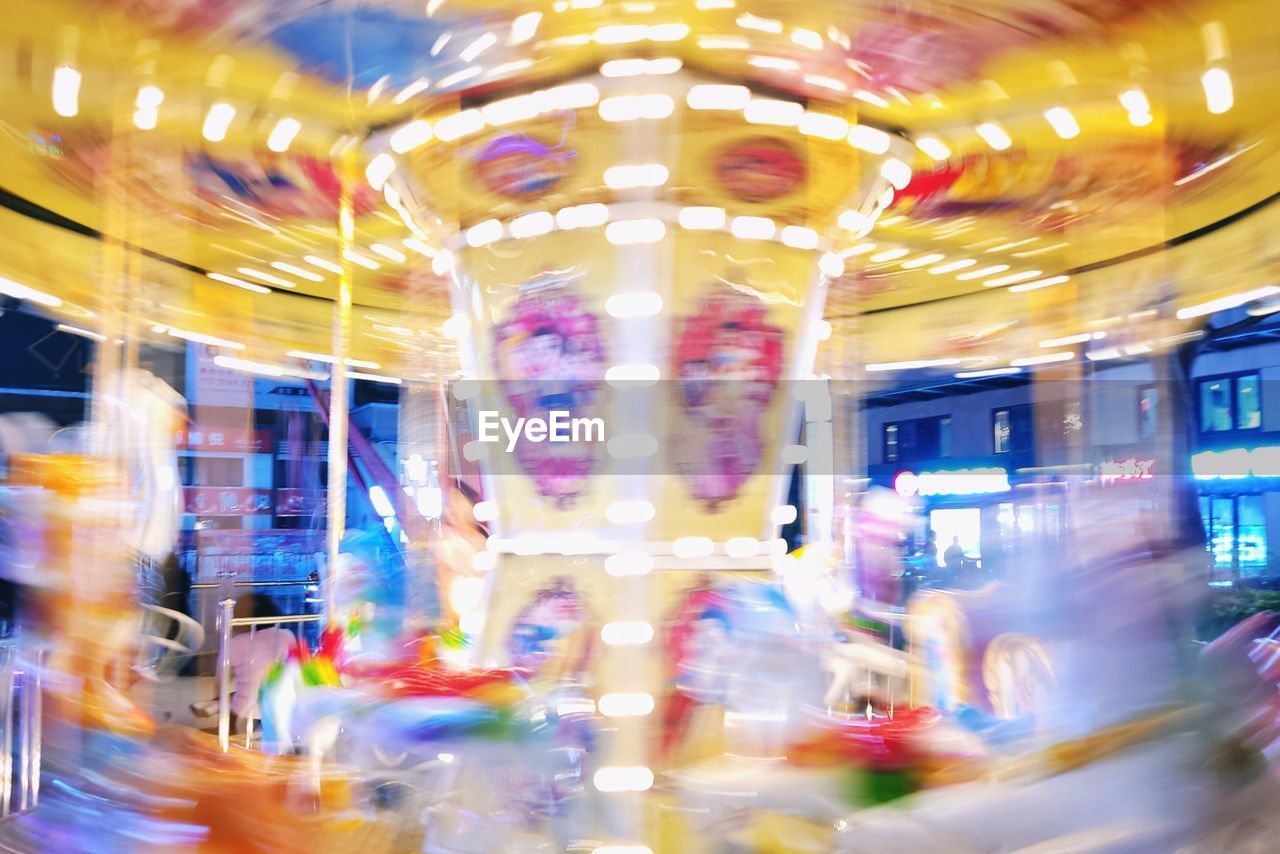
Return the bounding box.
[1237,374,1261,429]
[1200,494,1270,579]
[1199,374,1262,433]
[1138,385,1158,439]
[883,423,899,463]
[939,417,952,458]
[994,410,1011,453]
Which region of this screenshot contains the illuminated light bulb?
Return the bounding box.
[364,153,395,190]
[600,621,655,645]
[975,122,1012,151]
[772,505,798,525]
[287,351,380,369]
[594,767,654,793]
[1119,89,1150,114]
[1043,106,1079,139]
[804,74,846,92]
[460,32,498,62]
[370,243,407,263]
[737,13,782,33]
[841,243,877,257]
[1129,111,1153,127]
[304,256,343,274]
[605,219,665,245]
[878,187,895,209]
[343,250,381,270]
[929,259,976,274]
[431,250,455,276]
[902,253,945,269]
[730,216,776,240]
[725,537,760,557]
[915,136,951,161]
[781,226,819,249]
[606,292,663,318]
[472,500,498,522]
[879,158,913,190]
[540,83,600,110]
[696,0,734,7]
[472,551,497,573]
[847,125,891,154]
[237,267,296,288]
[390,119,433,152]
[266,117,301,152]
[436,67,482,90]
[509,210,555,239]
[594,24,648,44]
[598,693,656,717]
[270,261,323,282]
[449,576,486,615]
[202,102,236,142]
[394,78,430,104]
[673,536,714,558]
[798,112,849,140]
[1039,333,1093,348]
[605,364,661,383]
[442,315,470,340]
[132,85,164,130]
[52,65,81,117]
[869,247,910,263]
[648,23,690,41]
[465,219,504,247]
[1010,351,1074,367]
[687,84,750,110]
[601,57,682,77]
[791,28,823,50]
[837,210,872,235]
[749,55,800,71]
[556,203,610,230]
[403,237,437,257]
[603,163,670,188]
[853,89,890,108]
[865,357,961,372]
[1176,286,1280,320]
[434,110,484,142]
[1201,67,1233,114]
[955,367,1021,379]
[983,270,1042,288]
[744,98,804,126]
[165,328,244,349]
[206,272,269,294]
[678,206,726,230]
[598,93,674,121]
[955,264,1009,281]
[509,11,542,45]
[605,552,654,576]
[819,252,845,278]
[605,499,656,523]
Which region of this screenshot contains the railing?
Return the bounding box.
[190,579,321,665]
[0,642,42,820]
[214,601,323,753]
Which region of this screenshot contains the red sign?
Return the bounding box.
[184,487,272,516]
[176,427,272,453]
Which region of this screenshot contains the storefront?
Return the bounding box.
[1192,444,1280,583]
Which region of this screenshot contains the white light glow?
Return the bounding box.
[509,11,542,45]
[687,84,750,110]
[902,253,945,269]
[983,270,1042,288]
[869,247,910,263]
[1201,67,1233,114]
[598,693,655,717]
[365,153,395,190]
[434,110,485,142]
[540,83,601,110]
[818,252,845,278]
[601,57,682,77]
[133,85,164,130]
[271,261,323,282]
[605,364,661,383]
[730,215,776,240]
[865,358,961,372]
[556,203,610,230]
[599,93,675,122]
[847,125,891,154]
[212,356,284,377]
[509,210,555,239]
[343,250,381,270]
[749,55,800,71]
[52,66,81,117]
[879,158,913,190]
[304,256,344,274]
[780,226,819,249]
[954,367,1021,379]
[593,766,654,792]
[1010,351,1074,367]
[744,98,804,126]
[737,13,782,33]
[394,78,430,104]
[672,536,714,557]
[1043,106,1080,139]
[837,210,872,235]
[725,537,760,558]
[238,267,296,288]
[202,102,236,142]
[206,273,269,294]
[955,264,1009,281]
[370,243,407,263]
[975,122,1012,151]
[1039,333,1093,348]
[679,206,727,230]
[166,328,244,349]
[929,259,976,274]
[600,621,655,645]
[604,552,654,576]
[287,351,381,369]
[604,163,670,189]
[697,36,748,50]
[606,292,664,317]
[606,219,666,245]
[1176,286,1280,320]
[772,505,798,525]
[390,119,433,153]
[466,219,504,247]
[1119,89,1150,114]
[791,28,823,50]
[460,32,498,63]
[265,117,301,153]
[915,136,951,161]
[798,112,849,140]
[1008,275,1070,293]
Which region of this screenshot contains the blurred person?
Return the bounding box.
[192,593,294,732]
[943,536,965,571]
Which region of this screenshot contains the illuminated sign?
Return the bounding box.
[1192,446,1280,480]
[1099,457,1155,484]
[895,467,1010,498]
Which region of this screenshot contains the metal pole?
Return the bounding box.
[325,144,355,623]
[0,646,12,816]
[27,649,40,808]
[216,597,234,752]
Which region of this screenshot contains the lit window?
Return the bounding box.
[993,410,1011,454]
[884,424,899,462]
[1237,374,1261,429]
